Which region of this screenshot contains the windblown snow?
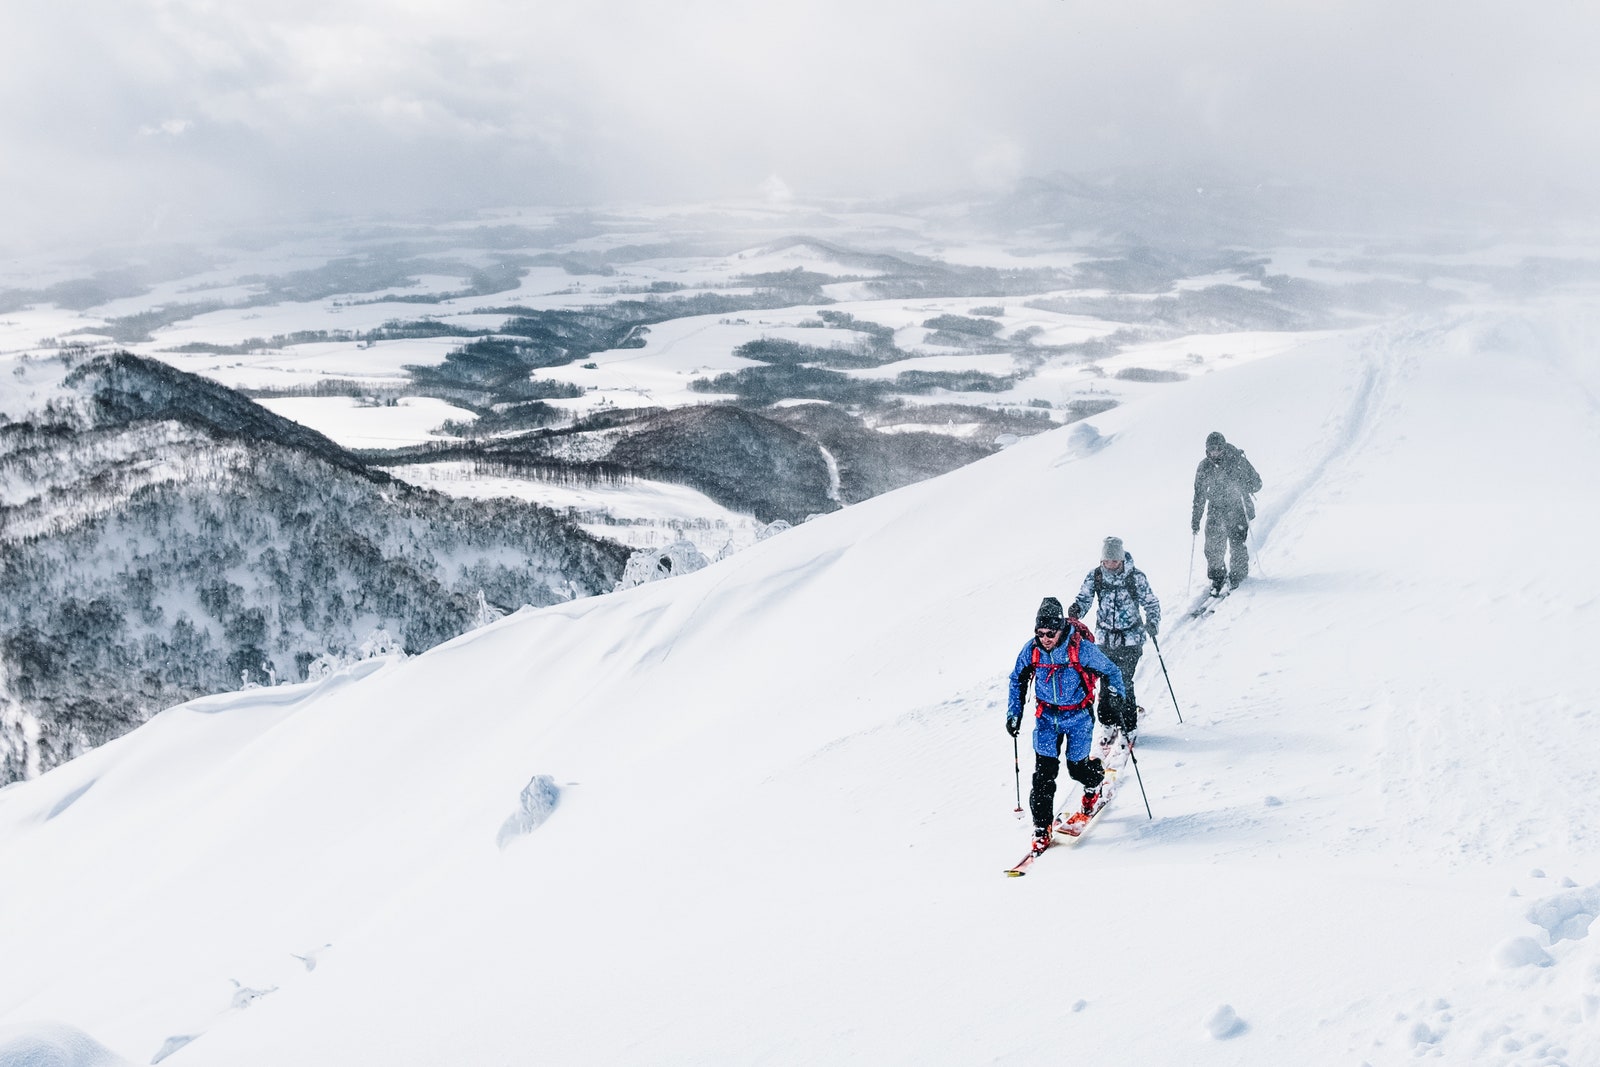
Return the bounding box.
[2,302,1598,1065]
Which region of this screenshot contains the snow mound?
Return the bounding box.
[496,775,562,848]
[0,1022,133,1067]
[614,539,710,590]
[1492,936,1554,970]
[1056,419,1109,459]
[1202,1003,1248,1039]
[149,1034,196,1064]
[1525,881,1599,945]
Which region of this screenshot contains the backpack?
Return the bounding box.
[1092,559,1147,633]
[1234,449,1262,517]
[1031,620,1098,713]
[1092,561,1143,601]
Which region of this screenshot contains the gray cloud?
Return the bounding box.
[5,0,1599,251]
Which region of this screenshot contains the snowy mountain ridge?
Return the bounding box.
[2,301,1599,1064]
[0,351,628,783]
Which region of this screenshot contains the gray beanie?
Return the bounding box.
[1101,536,1125,562]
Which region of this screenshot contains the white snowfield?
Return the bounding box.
[2,299,1599,1066]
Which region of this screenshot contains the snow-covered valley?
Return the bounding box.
[1,198,1503,558]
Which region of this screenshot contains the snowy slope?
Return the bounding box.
[2,300,1599,1065]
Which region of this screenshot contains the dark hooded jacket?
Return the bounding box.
[1191,437,1262,530]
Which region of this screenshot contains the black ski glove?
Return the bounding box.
[1146,620,1159,637]
[1006,715,1021,738]
[1067,602,1082,619]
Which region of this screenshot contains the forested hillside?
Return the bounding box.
[0,352,629,783]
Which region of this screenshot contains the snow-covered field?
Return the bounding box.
[397,460,768,555]
[0,203,1380,442]
[3,289,1598,1064]
[253,397,475,450]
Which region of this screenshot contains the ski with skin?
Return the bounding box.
[1003,730,1133,874]
[1053,785,1113,838]
[1188,585,1231,618]
[1003,839,1051,876]
[1055,754,1122,838]
[1004,782,1114,874]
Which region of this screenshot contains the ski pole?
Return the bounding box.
[1012,733,1023,818]
[1126,741,1154,819]
[1186,533,1196,597]
[1148,632,1184,723]
[1248,526,1267,578]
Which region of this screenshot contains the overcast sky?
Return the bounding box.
[5,0,1600,251]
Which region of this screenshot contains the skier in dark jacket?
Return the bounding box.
[1191,431,1262,594]
[1069,536,1160,743]
[1007,597,1125,853]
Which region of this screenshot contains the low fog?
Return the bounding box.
[5,0,1600,251]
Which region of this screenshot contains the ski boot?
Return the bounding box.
[1080,786,1102,816]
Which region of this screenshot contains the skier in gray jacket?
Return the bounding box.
[1191,431,1262,594]
[1069,536,1160,742]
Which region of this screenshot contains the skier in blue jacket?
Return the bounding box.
[1007,596,1126,853]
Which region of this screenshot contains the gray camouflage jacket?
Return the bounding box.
[1070,559,1161,650]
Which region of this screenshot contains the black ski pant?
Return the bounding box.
[1099,645,1141,736]
[1204,513,1249,586]
[1029,752,1106,829]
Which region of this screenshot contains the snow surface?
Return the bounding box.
[2,297,1599,1065]
[0,1022,132,1067]
[395,460,768,555]
[253,396,473,450]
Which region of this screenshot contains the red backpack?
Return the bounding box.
[1032,619,1098,714]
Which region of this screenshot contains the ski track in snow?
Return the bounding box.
[1248,324,1392,549]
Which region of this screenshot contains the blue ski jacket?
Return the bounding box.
[1007,632,1125,723]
